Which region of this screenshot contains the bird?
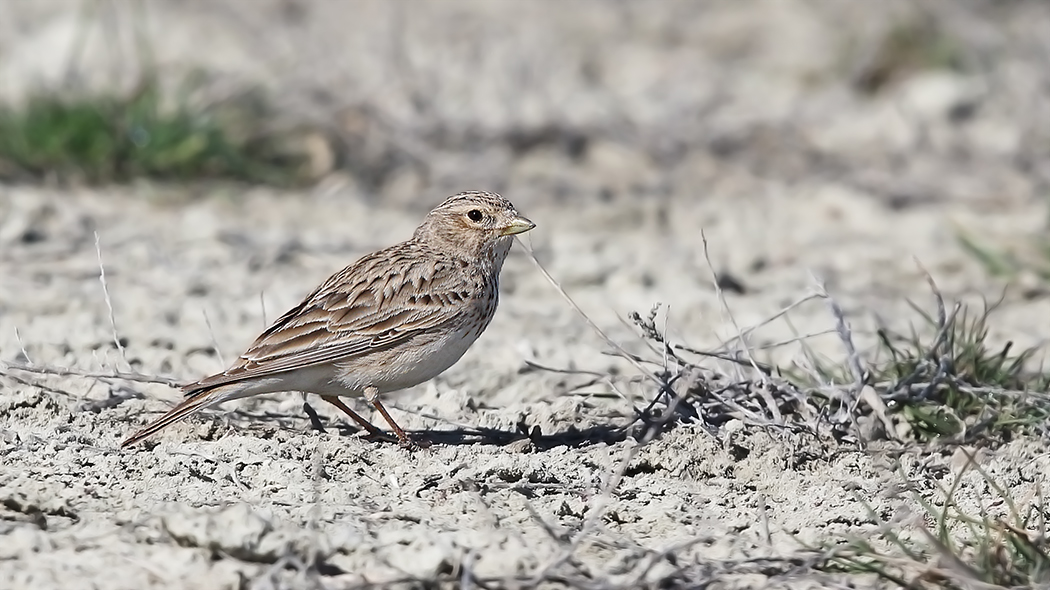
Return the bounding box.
[121,191,535,449]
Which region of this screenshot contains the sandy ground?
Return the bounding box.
[2,1,1050,589]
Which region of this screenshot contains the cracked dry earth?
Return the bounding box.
[1,183,1049,589]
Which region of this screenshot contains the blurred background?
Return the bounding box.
[1,0,1047,214]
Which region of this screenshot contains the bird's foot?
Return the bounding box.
[398,435,431,451]
[359,430,429,450]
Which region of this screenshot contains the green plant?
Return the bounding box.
[879,298,1049,439]
[0,78,307,185]
[852,16,965,94]
[958,231,1050,284]
[784,292,1050,442]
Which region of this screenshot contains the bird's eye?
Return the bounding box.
[467,209,484,222]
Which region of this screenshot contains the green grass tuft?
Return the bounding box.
[877,298,1049,439]
[785,294,1050,442]
[851,16,965,94]
[958,230,1050,284]
[0,79,308,185]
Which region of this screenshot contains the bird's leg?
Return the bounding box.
[320,395,392,441]
[364,386,429,449]
[302,401,327,432]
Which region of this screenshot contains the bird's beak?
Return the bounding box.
[500,215,536,236]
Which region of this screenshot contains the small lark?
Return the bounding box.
[121,191,534,449]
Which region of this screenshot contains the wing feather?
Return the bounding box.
[186,242,475,393]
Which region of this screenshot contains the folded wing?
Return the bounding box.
[186,243,473,394]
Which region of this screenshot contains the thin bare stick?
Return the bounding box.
[706,384,772,425]
[916,259,947,336]
[201,308,226,368]
[516,236,711,440]
[523,359,606,378]
[602,376,641,413]
[700,232,789,424]
[711,292,822,354]
[748,329,839,350]
[1,370,87,400]
[259,291,268,328]
[515,237,663,389]
[14,327,32,365]
[95,232,127,366]
[0,360,183,387]
[699,231,766,382]
[677,329,837,362]
[617,310,677,367]
[662,305,671,374]
[811,276,865,405]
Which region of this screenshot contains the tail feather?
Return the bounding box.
[122,374,294,447]
[121,388,222,448]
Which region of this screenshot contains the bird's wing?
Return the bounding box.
[186,244,474,393]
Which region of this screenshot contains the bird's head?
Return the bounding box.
[414,191,535,262]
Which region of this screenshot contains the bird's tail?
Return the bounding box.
[120,386,224,448]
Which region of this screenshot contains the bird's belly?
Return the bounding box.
[333,325,480,394]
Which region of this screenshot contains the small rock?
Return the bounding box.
[162,503,275,562]
[724,419,744,434]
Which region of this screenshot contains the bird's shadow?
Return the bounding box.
[300,400,633,450]
[135,399,664,450]
[381,423,628,450]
